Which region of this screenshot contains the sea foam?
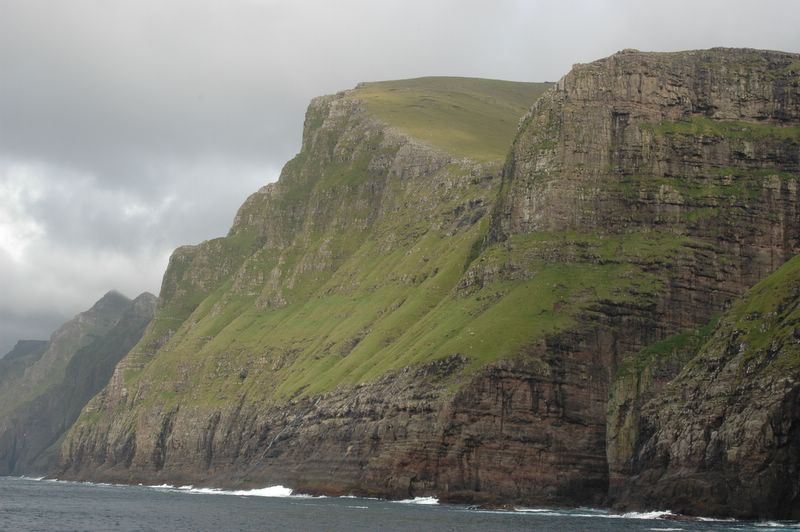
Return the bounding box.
[395,496,439,505]
[165,484,303,498]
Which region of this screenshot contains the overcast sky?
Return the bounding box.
[0,0,798,354]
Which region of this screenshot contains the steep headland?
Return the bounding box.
[0,291,156,475]
[491,47,800,513]
[59,50,800,516]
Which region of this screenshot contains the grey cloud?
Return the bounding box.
[0,309,64,356]
[9,159,277,253]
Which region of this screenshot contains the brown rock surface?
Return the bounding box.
[490,47,800,509]
[609,255,800,519]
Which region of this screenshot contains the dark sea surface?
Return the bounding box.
[1,476,798,531]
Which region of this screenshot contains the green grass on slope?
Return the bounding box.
[126,227,679,408]
[354,77,552,162]
[130,224,483,406]
[629,253,800,386]
[724,253,800,372]
[613,253,800,401]
[105,77,697,410]
[615,319,719,384]
[643,116,800,143]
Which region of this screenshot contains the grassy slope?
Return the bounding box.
[718,253,800,373]
[96,72,800,417]
[119,76,764,410]
[111,77,569,410]
[619,248,800,379]
[96,74,800,416]
[354,77,551,161]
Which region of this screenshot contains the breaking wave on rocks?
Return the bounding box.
[147,484,306,498]
[145,483,440,505]
[394,496,439,505]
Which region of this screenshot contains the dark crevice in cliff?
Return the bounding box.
[152,408,178,472]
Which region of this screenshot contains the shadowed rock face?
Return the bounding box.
[609,255,800,519]
[0,292,156,475]
[0,340,49,362]
[59,51,799,517]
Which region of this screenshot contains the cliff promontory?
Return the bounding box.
[59,50,799,516]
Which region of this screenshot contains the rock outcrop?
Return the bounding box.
[61,77,576,503]
[609,254,800,519]
[0,291,156,475]
[59,52,800,516]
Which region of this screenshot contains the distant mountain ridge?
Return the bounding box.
[1,340,49,362]
[0,291,156,475]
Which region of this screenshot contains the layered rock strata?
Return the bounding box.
[488,47,800,510]
[609,255,800,518]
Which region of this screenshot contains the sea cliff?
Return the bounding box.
[60,50,800,517]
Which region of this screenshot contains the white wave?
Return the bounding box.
[39,478,129,488]
[170,484,303,498]
[510,507,681,520]
[19,476,45,481]
[647,528,683,531]
[518,511,610,518]
[511,507,606,518]
[395,496,439,505]
[226,486,297,498]
[514,507,606,516]
[611,510,677,520]
[755,522,800,529]
[574,507,609,514]
[695,516,737,522]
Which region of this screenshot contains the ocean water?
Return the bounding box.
[0,476,798,531]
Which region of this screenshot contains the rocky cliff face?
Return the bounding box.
[0,291,156,475]
[609,254,800,519]
[60,53,799,516]
[488,47,800,509]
